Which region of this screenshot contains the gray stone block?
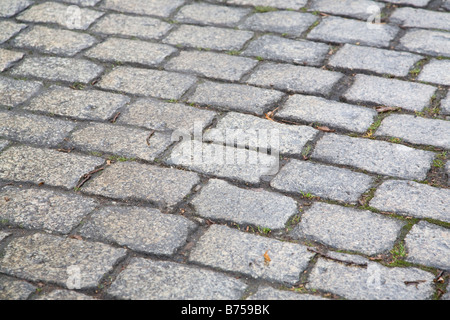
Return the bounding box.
[0,111,76,146]
[167,140,279,184]
[0,49,24,72]
[270,159,374,203]
[328,44,422,77]
[97,66,196,100]
[246,62,344,96]
[310,0,384,20]
[277,94,377,133]
[0,21,27,44]
[293,202,404,255]
[0,186,97,234]
[83,161,200,207]
[0,233,127,289]
[239,11,317,36]
[175,3,251,26]
[311,134,435,180]
[344,74,436,111]
[390,7,450,31]
[376,114,450,149]
[308,258,435,300]
[0,0,32,18]
[12,25,96,56]
[247,286,327,300]
[370,180,450,223]
[90,14,173,40]
[85,38,176,66]
[163,25,253,51]
[10,57,104,83]
[118,98,216,134]
[242,35,330,66]
[418,59,450,86]
[78,206,197,255]
[0,76,42,107]
[398,29,450,57]
[35,290,95,300]
[26,86,130,121]
[101,0,185,17]
[107,258,247,300]
[191,179,297,229]
[189,225,314,284]
[204,112,318,156]
[0,275,35,300]
[307,16,399,48]
[165,51,258,82]
[188,81,284,115]
[227,0,307,10]
[0,145,104,189]
[405,221,450,270]
[70,122,173,161]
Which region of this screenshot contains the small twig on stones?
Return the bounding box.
[146,130,156,146]
[76,167,105,189]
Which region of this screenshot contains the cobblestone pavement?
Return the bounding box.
[0,0,449,301]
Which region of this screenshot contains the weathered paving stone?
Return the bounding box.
[165,51,257,82]
[344,74,436,112]
[0,231,10,242]
[328,44,423,77]
[270,159,374,203]
[0,0,32,18]
[405,221,450,270]
[307,16,399,48]
[311,134,435,180]
[227,0,308,10]
[0,139,9,152]
[85,38,176,66]
[101,0,185,17]
[0,233,127,289]
[418,60,450,86]
[204,112,318,155]
[382,0,430,6]
[71,123,172,161]
[0,21,27,44]
[0,76,42,107]
[97,66,196,100]
[308,258,435,300]
[247,286,327,300]
[118,98,216,134]
[242,35,330,66]
[78,206,196,255]
[35,290,95,300]
[370,180,450,223]
[191,179,297,229]
[447,162,450,185]
[0,111,76,147]
[0,48,24,72]
[398,29,450,57]
[10,57,104,83]
[293,202,404,255]
[12,26,97,56]
[239,11,317,37]
[83,161,199,207]
[310,0,384,20]
[0,186,97,234]
[442,94,450,116]
[175,2,251,26]
[188,81,284,115]
[0,145,104,189]
[90,14,173,40]
[0,275,35,300]
[390,7,450,31]
[324,251,370,266]
[167,140,279,184]
[163,25,253,51]
[107,258,246,300]
[26,86,130,121]
[246,63,344,96]
[17,2,104,30]
[189,225,314,284]
[376,114,450,149]
[277,94,377,133]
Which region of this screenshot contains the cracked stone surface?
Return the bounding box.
[0,0,448,301]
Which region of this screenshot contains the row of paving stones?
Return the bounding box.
[0,0,449,301]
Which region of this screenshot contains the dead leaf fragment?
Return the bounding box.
[69,235,83,241]
[376,106,398,113]
[316,126,335,133]
[264,250,271,265]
